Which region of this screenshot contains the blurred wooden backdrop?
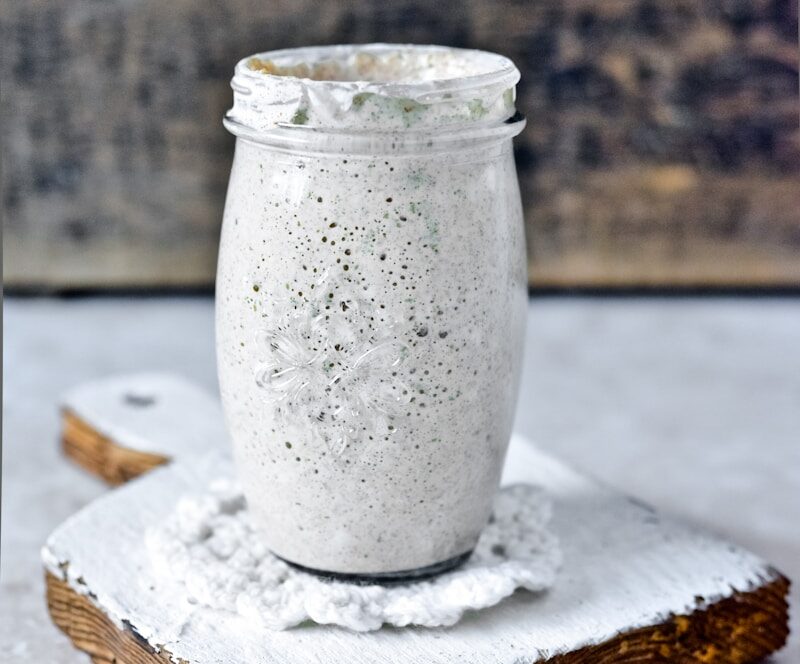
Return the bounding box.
[2,0,798,291]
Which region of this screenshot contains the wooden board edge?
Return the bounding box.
[45,569,789,664]
[46,571,182,664]
[61,410,169,485]
[548,572,790,663]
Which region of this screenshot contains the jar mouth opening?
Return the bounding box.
[227,44,521,135]
[238,43,519,95]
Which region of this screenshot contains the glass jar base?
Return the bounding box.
[276,549,474,586]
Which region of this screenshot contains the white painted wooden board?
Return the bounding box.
[43,374,782,663]
[62,373,227,459]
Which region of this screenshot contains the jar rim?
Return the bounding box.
[235,43,519,98]
[226,43,521,136]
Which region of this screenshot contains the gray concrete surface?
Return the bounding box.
[3,296,798,661]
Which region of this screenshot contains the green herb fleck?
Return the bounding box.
[468,99,488,119]
[291,108,309,125]
[351,92,373,108]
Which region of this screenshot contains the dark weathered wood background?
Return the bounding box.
[2,0,798,290]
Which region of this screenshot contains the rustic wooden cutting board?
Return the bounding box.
[45,373,790,663]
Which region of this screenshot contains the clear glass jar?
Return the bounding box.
[216,44,527,580]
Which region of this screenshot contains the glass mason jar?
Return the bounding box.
[216,44,527,580]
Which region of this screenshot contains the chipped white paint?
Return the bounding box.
[61,373,226,458]
[145,480,560,631]
[43,375,778,663]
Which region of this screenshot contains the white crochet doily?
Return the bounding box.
[145,482,561,632]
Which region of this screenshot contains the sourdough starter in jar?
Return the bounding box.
[216,44,527,578]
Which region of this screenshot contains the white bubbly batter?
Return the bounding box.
[216,44,528,574]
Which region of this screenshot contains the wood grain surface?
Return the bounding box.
[3,1,798,290]
[62,411,169,486]
[49,377,791,663]
[47,572,178,664]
